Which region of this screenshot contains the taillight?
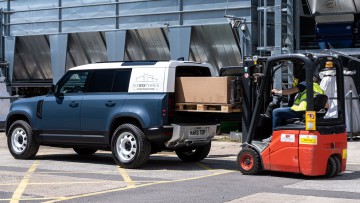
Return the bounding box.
[162,94,175,125]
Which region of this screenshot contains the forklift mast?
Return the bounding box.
[240,55,268,142]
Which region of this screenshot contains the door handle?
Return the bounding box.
[69,102,79,108]
[105,101,116,107]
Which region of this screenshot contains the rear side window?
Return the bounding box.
[176,66,211,77]
[87,70,115,92]
[112,69,132,92]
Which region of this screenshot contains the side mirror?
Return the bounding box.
[50,85,55,93]
[51,84,60,96]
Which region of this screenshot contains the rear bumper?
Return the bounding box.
[145,123,216,148]
[164,123,216,148]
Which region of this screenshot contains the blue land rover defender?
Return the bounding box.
[5,61,220,168]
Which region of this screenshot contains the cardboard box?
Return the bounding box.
[175,77,235,104]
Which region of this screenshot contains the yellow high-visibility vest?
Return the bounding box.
[291,83,324,111]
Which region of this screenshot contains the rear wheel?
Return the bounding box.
[73,148,97,156]
[237,148,261,175]
[7,120,39,159]
[333,155,341,175]
[325,156,337,178]
[175,142,211,162]
[111,124,151,169]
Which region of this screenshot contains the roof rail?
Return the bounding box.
[95,60,165,64]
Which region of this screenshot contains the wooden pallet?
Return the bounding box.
[176,103,241,113]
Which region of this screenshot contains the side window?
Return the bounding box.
[58,71,89,94]
[112,69,132,92]
[176,66,211,77]
[87,70,115,92]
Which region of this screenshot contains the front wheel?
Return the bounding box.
[111,124,151,169]
[7,120,39,159]
[237,148,261,175]
[175,142,211,162]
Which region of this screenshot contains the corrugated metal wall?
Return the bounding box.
[66,32,107,71]
[125,29,170,61]
[2,0,253,36]
[2,0,251,82]
[14,36,52,81]
[190,25,241,69]
[12,25,241,81]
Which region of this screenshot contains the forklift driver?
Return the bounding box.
[263,75,325,142]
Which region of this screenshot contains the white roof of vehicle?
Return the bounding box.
[69,60,211,71]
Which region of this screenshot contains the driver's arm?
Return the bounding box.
[271,86,300,96]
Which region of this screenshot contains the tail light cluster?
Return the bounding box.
[162,93,175,125]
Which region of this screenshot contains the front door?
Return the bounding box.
[40,71,90,143]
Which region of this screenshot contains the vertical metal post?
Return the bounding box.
[348,91,353,141]
[6,0,9,37]
[168,27,191,60]
[58,0,62,33]
[258,0,262,56]
[263,0,267,51]
[105,31,127,61]
[274,0,282,56]
[286,0,293,53]
[274,0,282,90]
[0,8,3,60]
[115,0,119,29]
[179,0,183,26]
[50,34,68,84]
[294,0,300,51]
[4,36,15,83]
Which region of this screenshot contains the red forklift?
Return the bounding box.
[236,54,347,177]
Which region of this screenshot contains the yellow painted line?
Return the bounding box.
[43,170,235,203]
[195,162,214,170]
[0,197,63,201]
[118,167,135,188]
[0,181,117,186]
[36,170,118,174]
[10,160,39,203]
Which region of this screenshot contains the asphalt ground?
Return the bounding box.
[0,133,360,202]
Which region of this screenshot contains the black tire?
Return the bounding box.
[175,141,211,162]
[333,155,341,175]
[7,120,39,159]
[73,148,97,156]
[111,123,151,169]
[325,156,338,178]
[237,148,261,175]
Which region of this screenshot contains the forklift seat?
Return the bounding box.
[285,94,328,124]
[313,94,328,117]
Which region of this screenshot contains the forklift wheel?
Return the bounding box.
[333,156,341,175]
[237,148,261,175]
[325,156,338,178]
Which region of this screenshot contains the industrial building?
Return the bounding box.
[0,0,359,96]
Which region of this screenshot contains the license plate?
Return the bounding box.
[189,127,209,137]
